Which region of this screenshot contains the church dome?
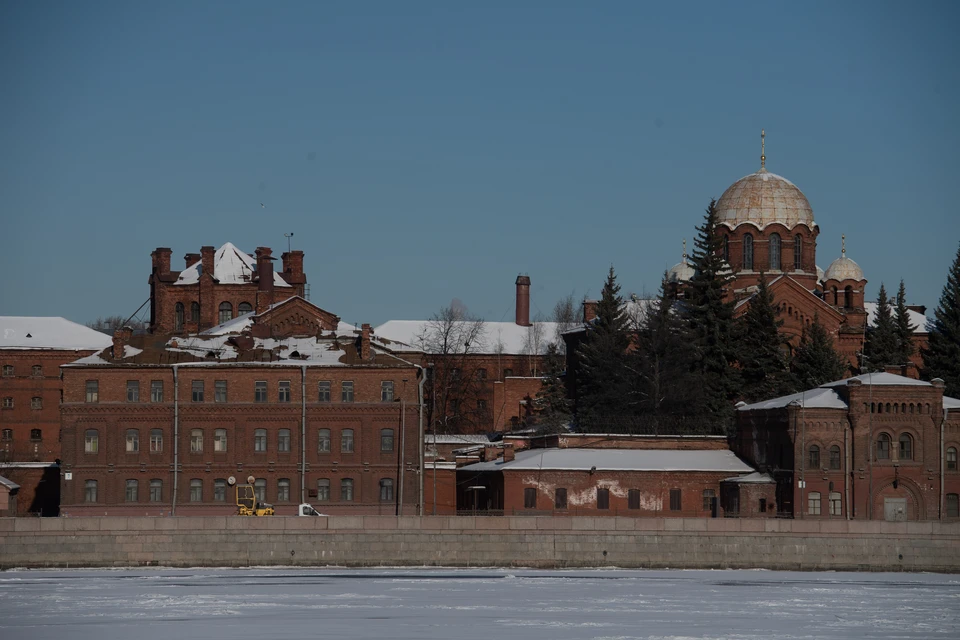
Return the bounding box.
[667,258,695,283]
[824,256,864,282]
[716,169,815,231]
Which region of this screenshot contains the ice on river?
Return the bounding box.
[0,568,957,640]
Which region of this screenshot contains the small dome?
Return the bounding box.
[716,169,815,230]
[667,258,695,283]
[824,256,864,282]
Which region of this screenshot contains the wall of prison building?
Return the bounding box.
[1,516,958,572]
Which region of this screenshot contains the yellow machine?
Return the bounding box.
[235,481,275,516]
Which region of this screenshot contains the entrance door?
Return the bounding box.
[884,497,907,521]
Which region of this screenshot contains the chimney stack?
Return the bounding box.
[281,250,307,297]
[184,253,200,269]
[200,246,215,278]
[515,275,531,327]
[255,247,275,312]
[360,323,372,361]
[502,443,515,462]
[152,248,172,275]
[112,326,133,361]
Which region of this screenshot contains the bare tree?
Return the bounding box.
[523,313,548,376]
[551,293,579,355]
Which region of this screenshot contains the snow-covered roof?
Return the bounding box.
[0,475,20,491]
[864,302,930,334]
[426,434,493,445]
[723,472,775,484]
[944,396,960,411]
[174,242,291,288]
[821,372,934,388]
[740,372,940,412]
[374,320,559,355]
[460,448,754,473]
[0,317,113,351]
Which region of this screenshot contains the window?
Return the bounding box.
[876,433,891,460]
[829,492,842,516]
[150,479,163,502]
[947,447,957,471]
[191,380,204,402]
[254,429,267,452]
[277,478,290,502]
[1,397,11,409]
[0,429,10,441]
[476,368,487,380]
[597,488,610,510]
[899,433,913,461]
[477,399,487,411]
[759,498,767,513]
[831,286,839,306]
[451,368,461,380]
[380,478,394,502]
[844,286,853,309]
[30,428,41,441]
[341,381,354,402]
[189,429,203,453]
[278,381,291,403]
[238,302,253,315]
[218,301,233,324]
[829,445,842,470]
[317,479,330,502]
[214,428,227,452]
[555,488,567,510]
[125,479,138,502]
[126,380,140,402]
[190,301,200,323]
[523,488,537,509]
[669,488,682,511]
[381,381,394,402]
[794,234,802,270]
[175,303,184,331]
[254,381,268,402]
[341,429,354,453]
[380,428,394,452]
[151,380,163,402]
[215,380,227,403]
[278,429,291,453]
[254,478,266,502]
[341,478,354,501]
[190,479,203,502]
[947,494,959,518]
[32,365,42,377]
[742,234,754,270]
[84,480,98,503]
[85,380,99,403]
[702,489,716,512]
[769,233,781,270]
[808,445,820,470]
[126,429,139,453]
[808,491,821,516]
[722,235,730,263]
[214,479,226,502]
[318,429,331,453]
[31,396,42,410]
[503,368,513,378]
[84,429,99,453]
[628,489,641,510]
[1,365,12,376]
[318,381,331,402]
[150,429,163,453]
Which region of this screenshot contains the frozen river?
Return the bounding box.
[0,568,957,639]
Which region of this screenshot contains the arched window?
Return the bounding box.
[341,478,354,502]
[769,233,781,271]
[190,301,200,323]
[380,428,394,452]
[318,428,331,453]
[254,478,266,502]
[218,302,233,324]
[947,447,958,471]
[722,235,730,263]
[190,479,203,502]
[876,433,891,460]
[742,234,754,270]
[794,234,802,270]
[379,478,394,502]
[844,286,853,309]
[149,479,163,502]
[898,433,913,460]
[808,445,820,470]
[832,287,838,306]
[84,429,99,453]
[150,428,163,453]
[238,302,253,315]
[277,478,290,502]
[317,478,330,501]
[125,479,138,502]
[175,303,185,331]
[829,445,841,470]
[125,429,139,453]
[254,429,267,452]
[84,480,98,503]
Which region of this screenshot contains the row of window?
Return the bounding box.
[807,491,843,516]
[85,427,397,454]
[83,477,395,504]
[807,438,955,468]
[1,429,43,441]
[174,301,254,331]
[86,380,397,403]
[0,396,43,409]
[525,487,701,511]
[1,364,44,377]
[868,402,932,415]
[723,233,803,272]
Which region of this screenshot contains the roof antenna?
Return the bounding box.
[284,232,294,253]
[841,234,846,257]
[760,129,766,170]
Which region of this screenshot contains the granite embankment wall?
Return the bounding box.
[2,516,959,572]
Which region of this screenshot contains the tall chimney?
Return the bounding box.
[184,252,200,269]
[515,275,531,327]
[112,326,133,361]
[255,247,275,312]
[280,250,307,297]
[200,246,215,278]
[152,248,172,274]
[360,323,372,361]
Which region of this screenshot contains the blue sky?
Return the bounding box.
[2,1,958,326]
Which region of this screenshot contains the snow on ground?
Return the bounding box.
[0,568,957,640]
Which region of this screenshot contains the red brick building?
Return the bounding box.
[733,372,960,520]
[59,295,425,516]
[0,316,111,515]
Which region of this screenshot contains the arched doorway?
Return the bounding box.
[872,477,925,521]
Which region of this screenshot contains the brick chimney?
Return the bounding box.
[152,248,172,274]
[360,323,372,361]
[515,275,531,327]
[502,443,515,462]
[200,246,215,278]
[112,326,133,361]
[281,250,307,296]
[255,247,275,312]
[583,299,598,323]
[184,252,200,269]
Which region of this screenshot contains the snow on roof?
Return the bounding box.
[864,302,930,334]
[723,472,775,484]
[374,320,560,355]
[460,448,754,473]
[740,372,938,411]
[426,434,493,445]
[0,475,20,491]
[0,317,113,351]
[821,372,933,387]
[944,396,960,411]
[174,242,291,288]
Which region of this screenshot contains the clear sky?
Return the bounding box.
[1,1,958,327]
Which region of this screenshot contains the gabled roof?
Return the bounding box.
[739,372,951,412]
[460,448,755,473]
[0,317,113,351]
[174,242,291,287]
[200,296,343,336]
[734,275,845,324]
[375,320,559,355]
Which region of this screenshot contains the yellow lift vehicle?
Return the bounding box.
[230,476,275,516]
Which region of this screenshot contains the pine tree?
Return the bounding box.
[535,342,572,434]
[894,279,917,365]
[864,283,898,371]
[575,266,634,431]
[684,199,741,431]
[792,313,848,388]
[735,274,797,402]
[922,242,960,397]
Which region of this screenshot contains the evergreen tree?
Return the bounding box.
[535,342,572,434]
[894,279,917,365]
[575,266,634,431]
[864,283,898,371]
[684,199,741,431]
[792,313,848,388]
[735,274,797,402]
[922,242,960,397]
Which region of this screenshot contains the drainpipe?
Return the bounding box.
[418,366,425,516]
[844,419,851,520]
[941,404,947,520]
[172,364,179,516]
[398,379,407,516]
[301,364,307,504]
